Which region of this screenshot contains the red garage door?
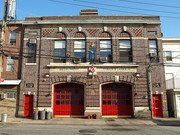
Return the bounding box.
[102,83,133,116]
[53,83,84,116]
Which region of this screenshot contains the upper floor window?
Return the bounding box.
[100,40,112,63]
[149,40,158,62]
[54,40,66,63]
[74,40,86,63]
[148,31,157,36]
[27,43,36,63]
[165,51,172,61]
[119,40,132,62]
[9,31,17,44]
[6,56,14,72]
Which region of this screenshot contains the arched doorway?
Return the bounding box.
[53,83,84,116]
[101,83,133,116]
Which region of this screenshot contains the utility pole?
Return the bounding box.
[0,0,8,81]
[147,64,153,119]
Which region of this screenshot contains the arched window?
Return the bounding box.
[119,32,132,63]
[54,40,66,63]
[53,33,66,63]
[99,32,112,63]
[27,41,36,63]
[73,32,86,63]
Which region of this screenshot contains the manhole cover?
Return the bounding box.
[79,129,97,134]
[1,133,9,135]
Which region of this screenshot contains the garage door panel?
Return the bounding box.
[102,83,133,116]
[54,83,84,116]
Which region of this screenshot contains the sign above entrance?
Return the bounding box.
[48,63,138,73]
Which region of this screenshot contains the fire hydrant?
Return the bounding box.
[87,114,91,119]
[93,113,98,119]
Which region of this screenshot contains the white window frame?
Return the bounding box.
[119,39,132,62]
[6,92,17,99]
[9,31,17,44]
[74,40,86,62]
[6,56,14,72]
[100,40,112,62]
[54,40,66,63]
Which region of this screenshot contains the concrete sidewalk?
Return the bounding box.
[0,117,156,126]
[1,117,180,126]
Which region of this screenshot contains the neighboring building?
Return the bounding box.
[17,9,167,118]
[0,21,23,117]
[162,38,180,118]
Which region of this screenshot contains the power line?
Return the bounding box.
[74,0,180,15]
[116,0,180,9]
[48,0,180,20]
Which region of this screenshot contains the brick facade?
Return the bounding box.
[0,22,23,106]
[17,13,167,118]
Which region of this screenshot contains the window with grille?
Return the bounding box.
[27,43,36,63]
[100,40,112,62]
[6,92,16,99]
[10,31,17,44]
[74,40,86,62]
[54,40,66,63]
[6,56,14,72]
[119,40,132,62]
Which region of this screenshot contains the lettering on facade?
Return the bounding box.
[26,83,34,88]
[50,67,137,73]
[152,83,161,88]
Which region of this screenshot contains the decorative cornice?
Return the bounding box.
[22,20,161,25]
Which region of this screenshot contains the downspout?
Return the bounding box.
[36,24,42,108]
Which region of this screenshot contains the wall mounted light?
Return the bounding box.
[135,73,140,78]
[43,73,50,78]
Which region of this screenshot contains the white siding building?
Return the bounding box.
[162,38,180,118]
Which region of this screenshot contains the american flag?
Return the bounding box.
[90,64,95,73]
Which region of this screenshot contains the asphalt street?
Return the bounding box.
[0,124,180,135]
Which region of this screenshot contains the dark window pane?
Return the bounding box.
[117,100,125,104]
[79,100,84,105]
[61,95,65,99]
[103,100,106,105]
[61,101,65,104]
[126,94,130,99]
[66,100,70,104]
[27,43,36,63]
[56,90,60,94]
[56,100,60,105]
[75,95,78,99]
[126,100,130,104]
[61,90,65,94]
[74,52,86,58]
[107,100,111,105]
[56,95,60,99]
[112,100,116,104]
[75,90,78,94]
[66,95,69,99]
[103,95,106,99]
[112,95,117,99]
[103,90,106,94]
